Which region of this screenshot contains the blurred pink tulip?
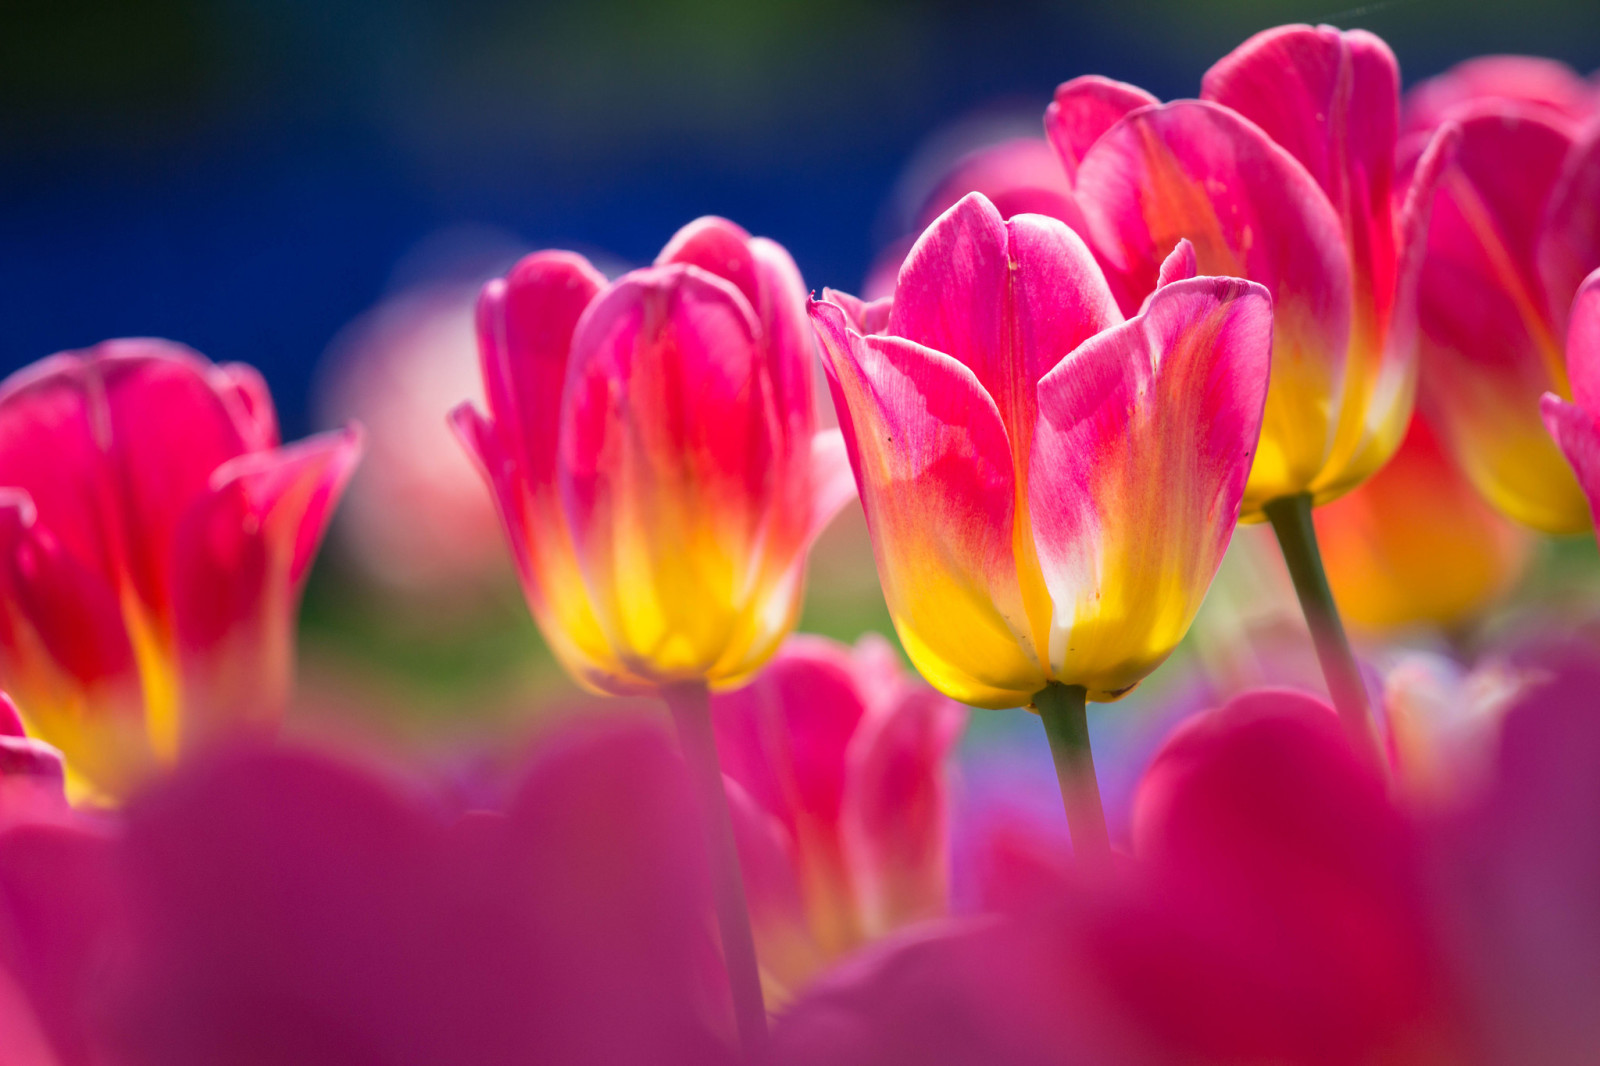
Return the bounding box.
[452,219,854,695]
[1407,59,1600,531]
[712,635,966,995]
[813,192,1272,708]
[1541,269,1600,534]
[0,695,66,828]
[1052,25,1455,513]
[0,341,361,798]
[0,717,739,1066]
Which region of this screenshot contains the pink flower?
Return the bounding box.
[1050,25,1456,513]
[712,635,966,994]
[812,192,1272,708]
[0,717,739,1065]
[1542,270,1600,534]
[452,219,854,695]
[0,695,65,829]
[0,341,361,799]
[1408,58,1600,531]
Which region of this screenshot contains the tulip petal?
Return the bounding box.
[561,265,780,680]
[821,289,892,336]
[812,299,1043,708]
[1417,110,1589,531]
[1538,125,1600,326]
[917,137,1085,233]
[1568,268,1600,414]
[842,686,965,935]
[1074,100,1352,511]
[1044,75,1159,184]
[809,429,857,542]
[1029,276,1272,698]
[1542,394,1600,531]
[1403,55,1599,136]
[479,251,607,489]
[211,362,280,452]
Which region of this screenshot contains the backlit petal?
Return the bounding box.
[1044,75,1159,183]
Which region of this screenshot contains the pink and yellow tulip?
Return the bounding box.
[453,219,853,695]
[1408,59,1600,531]
[712,635,965,995]
[812,193,1272,708]
[1049,25,1455,515]
[0,341,360,798]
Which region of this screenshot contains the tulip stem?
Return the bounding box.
[1035,682,1111,865]
[663,680,769,1059]
[1264,492,1384,768]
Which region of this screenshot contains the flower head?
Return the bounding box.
[1050,25,1455,514]
[813,193,1271,707]
[453,219,853,695]
[0,341,360,798]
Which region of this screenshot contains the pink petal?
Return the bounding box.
[841,686,966,935]
[657,216,762,310]
[1029,275,1272,696]
[478,251,607,490]
[1568,268,1600,414]
[1417,110,1587,530]
[808,429,857,543]
[1044,75,1159,184]
[820,289,892,336]
[1403,55,1600,136]
[889,193,1121,463]
[210,362,280,452]
[559,264,778,677]
[1541,394,1600,531]
[1538,124,1600,325]
[723,775,817,989]
[449,403,535,585]
[1074,99,1351,506]
[811,299,1043,708]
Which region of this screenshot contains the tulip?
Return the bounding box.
[0,717,738,1066]
[452,218,853,696]
[0,341,361,799]
[0,694,65,828]
[712,635,966,996]
[813,191,1271,855]
[1315,415,1530,634]
[453,218,855,1051]
[1408,60,1600,532]
[1542,269,1600,534]
[1048,25,1455,758]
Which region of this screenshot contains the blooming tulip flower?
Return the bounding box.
[1542,269,1600,533]
[1050,25,1454,514]
[712,635,965,995]
[813,194,1270,710]
[1408,61,1600,531]
[813,192,1270,857]
[1315,415,1530,634]
[0,695,65,828]
[452,219,853,695]
[0,341,361,799]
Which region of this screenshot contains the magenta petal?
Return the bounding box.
[1044,75,1160,184]
[916,137,1085,233]
[1538,125,1600,322]
[1404,55,1600,135]
[656,216,762,310]
[479,251,607,489]
[1542,394,1600,530]
[1567,268,1600,414]
[1029,276,1272,693]
[820,289,893,337]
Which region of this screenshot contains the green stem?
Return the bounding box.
[1035,682,1111,865]
[664,681,768,1059]
[1263,492,1384,768]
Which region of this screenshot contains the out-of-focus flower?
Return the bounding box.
[452,219,854,696]
[0,716,739,1066]
[1542,269,1600,532]
[774,689,1466,1064]
[864,136,1081,299]
[319,283,508,595]
[1382,650,1530,805]
[1315,415,1531,633]
[1408,59,1600,531]
[0,341,361,799]
[712,635,965,996]
[812,193,1272,708]
[1050,25,1455,515]
[0,695,65,829]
